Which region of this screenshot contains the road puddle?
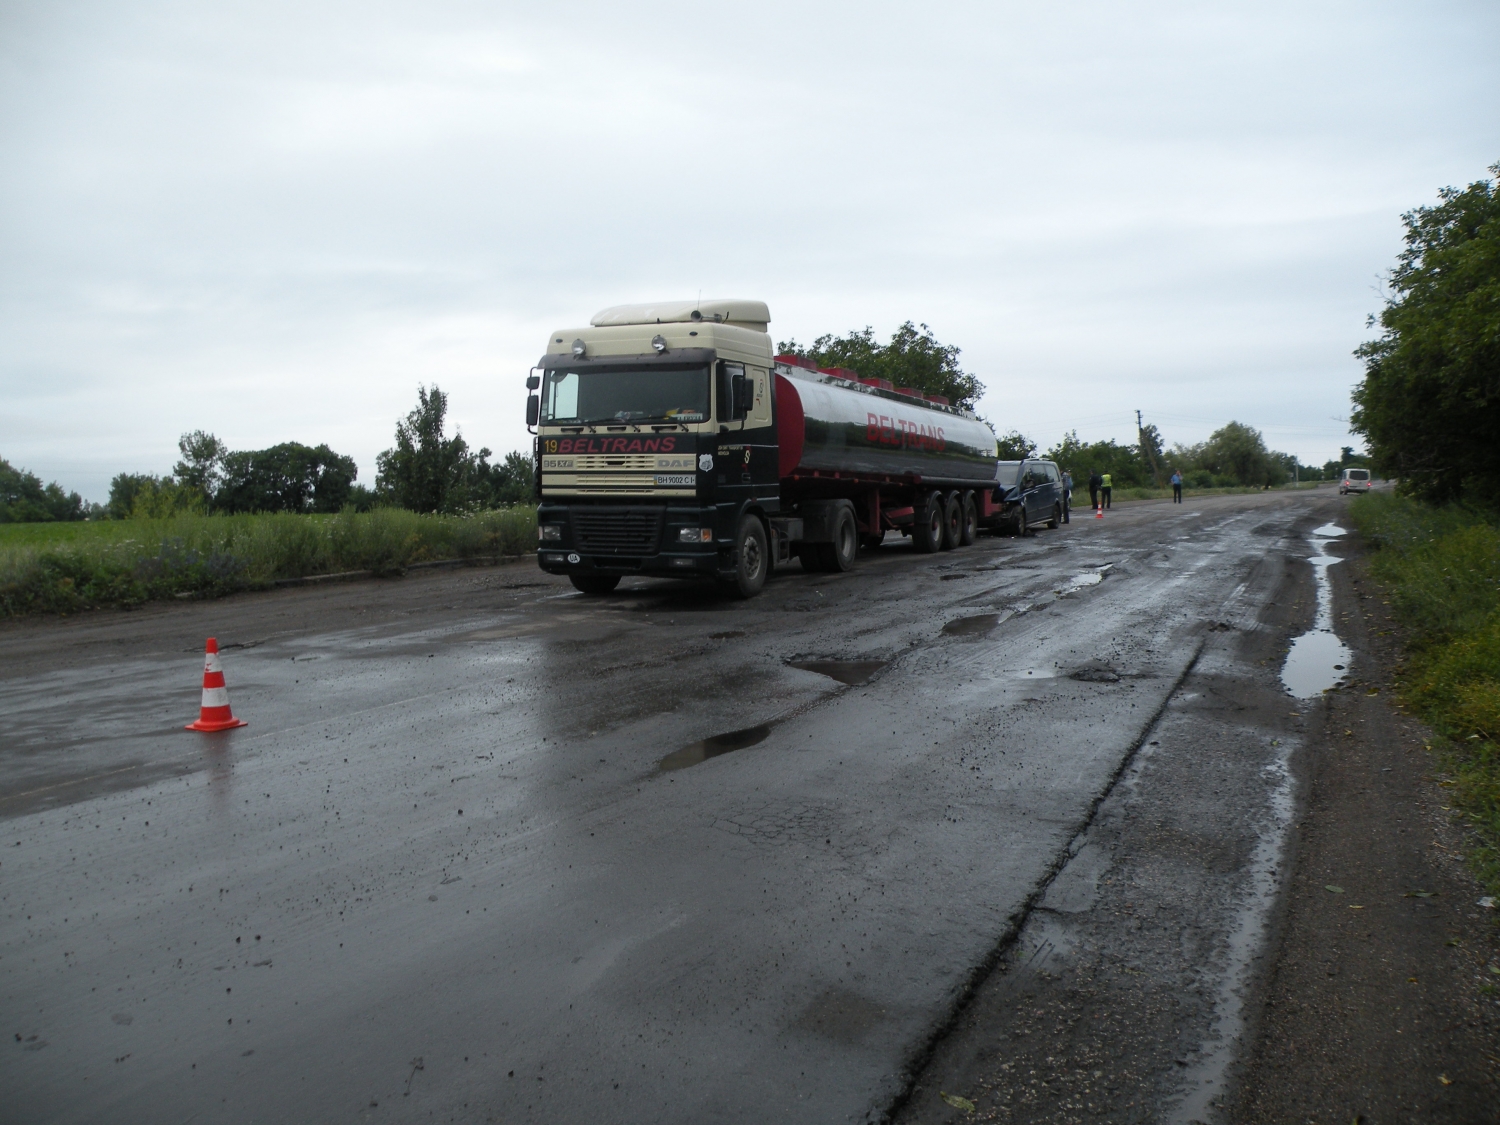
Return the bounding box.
[1281,523,1352,698]
[657,723,772,771]
[943,613,1000,637]
[786,659,889,685]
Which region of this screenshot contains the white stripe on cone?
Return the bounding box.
[201,686,229,708]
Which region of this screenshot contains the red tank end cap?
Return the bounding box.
[926,395,950,405]
[819,366,861,381]
[774,354,818,371]
[874,378,894,390]
[896,387,923,398]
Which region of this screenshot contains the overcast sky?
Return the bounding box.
[2,0,1497,502]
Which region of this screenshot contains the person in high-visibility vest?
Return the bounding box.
[1101,472,1113,509]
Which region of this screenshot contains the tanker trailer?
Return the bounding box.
[529,300,1002,598]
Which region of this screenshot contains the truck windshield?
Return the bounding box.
[541,367,710,425]
[995,461,1022,486]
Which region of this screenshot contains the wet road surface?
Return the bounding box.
[2,490,1341,1123]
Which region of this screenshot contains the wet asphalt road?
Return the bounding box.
[2,490,1338,1123]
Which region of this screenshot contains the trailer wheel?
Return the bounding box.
[570,574,621,595]
[722,515,768,598]
[959,492,977,546]
[940,493,963,550]
[827,506,858,571]
[913,492,944,553]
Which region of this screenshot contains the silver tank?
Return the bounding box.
[775,367,998,485]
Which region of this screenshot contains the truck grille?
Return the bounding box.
[570,508,664,554]
[573,455,657,471]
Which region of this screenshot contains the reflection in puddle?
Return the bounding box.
[786,659,889,686]
[658,724,772,771]
[943,613,1000,637]
[1282,524,1352,698]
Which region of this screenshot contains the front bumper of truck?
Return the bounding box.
[535,502,735,579]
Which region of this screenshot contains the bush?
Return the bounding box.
[0,506,536,616]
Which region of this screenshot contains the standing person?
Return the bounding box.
[1101,471,1113,510]
[1062,470,1073,522]
[1088,468,1102,511]
[1170,468,1182,503]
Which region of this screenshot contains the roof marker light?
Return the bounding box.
[572,338,586,357]
[651,334,668,353]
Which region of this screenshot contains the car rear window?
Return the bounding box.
[1347,470,1369,480]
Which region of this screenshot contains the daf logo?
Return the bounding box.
[698,454,714,471]
[566,553,580,564]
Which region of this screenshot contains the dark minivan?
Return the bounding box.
[994,459,1065,535]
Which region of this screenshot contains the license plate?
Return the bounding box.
[655,474,695,486]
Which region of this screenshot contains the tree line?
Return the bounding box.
[0,385,533,522]
[1352,161,1498,505]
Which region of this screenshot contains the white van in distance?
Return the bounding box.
[1339,468,1373,495]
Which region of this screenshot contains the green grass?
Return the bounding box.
[1349,492,1500,894]
[0,507,537,617]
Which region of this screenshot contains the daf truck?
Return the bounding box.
[528,299,1005,598]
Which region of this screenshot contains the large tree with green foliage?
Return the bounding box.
[0,458,89,522]
[776,322,985,410]
[1352,163,1500,504]
[377,385,512,513]
[215,442,358,514]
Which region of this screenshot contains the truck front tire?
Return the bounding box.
[723,515,768,598]
[913,491,944,553]
[570,574,621,595]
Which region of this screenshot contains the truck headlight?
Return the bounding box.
[677,528,713,543]
[538,524,562,541]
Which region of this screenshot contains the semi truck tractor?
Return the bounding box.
[528,299,1004,598]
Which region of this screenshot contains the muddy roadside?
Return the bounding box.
[890,506,1499,1123]
[1230,532,1500,1121]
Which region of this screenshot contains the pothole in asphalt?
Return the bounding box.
[1070,664,1121,683]
[939,573,970,581]
[943,613,1000,637]
[709,630,746,640]
[786,659,889,685]
[657,723,772,771]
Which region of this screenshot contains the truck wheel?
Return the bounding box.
[722,515,768,598]
[913,492,944,553]
[959,492,977,545]
[940,493,962,550]
[570,574,621,595]
[827,506,858,571]
[1011,506,1028,537]
[1046,503,1061,529]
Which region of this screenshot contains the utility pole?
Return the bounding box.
[1136,409,1163,488]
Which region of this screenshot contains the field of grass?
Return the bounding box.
[1350,492,1500,894]
[0,507,537,617]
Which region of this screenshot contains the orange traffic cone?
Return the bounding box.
[186,638,247,732]
[1094,506,1103,519]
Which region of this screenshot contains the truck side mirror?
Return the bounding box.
[526,395,540,426]
[732,372,751,420]
[526,374,540,391]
